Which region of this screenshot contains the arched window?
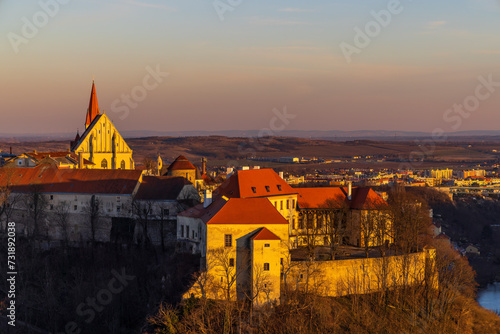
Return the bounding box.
[101,159,108,169]
[120,160,125,169]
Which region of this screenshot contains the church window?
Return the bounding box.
[120,161,125,169]
[101,159,108,169]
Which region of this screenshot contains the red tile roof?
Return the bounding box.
[251,227,281,240]
[25,151,93,166]
[179,197,289,225]
[167,155,196,171]
[214,169,296,199]
[349,187,389,210]
[86,81,100,127]
[297,187,388,210]
[135,176,192,200]
[297,187,347,209]
[0,165,142,194]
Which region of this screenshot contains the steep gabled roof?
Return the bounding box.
[179,197,289,225]
[214,169,296,199]
[86,81,100,128]
[0,165,142,194]
[135,176,192,200]
[297,186,389,210]
[349,187,389,210]
[250,227,281,240]
[297,187,347,209]
[167,155,196,171]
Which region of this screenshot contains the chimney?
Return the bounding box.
[348,182,352,201]
[279,171,284,179]
[78,152,83,169]
[204,189,212,208]
[202,157,207,175]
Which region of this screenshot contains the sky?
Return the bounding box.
[1,0,500,135]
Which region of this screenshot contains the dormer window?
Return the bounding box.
[265,186,270,192]
[277,185,282,191]
[251,187,257,193]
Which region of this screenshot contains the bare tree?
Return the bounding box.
[23,184,48,240]
[52,201,71,247]
[83,194,101,246]
[142,157,157,176]
[321,197,350,260]
[132,198,154,247]
[388,186,431,254]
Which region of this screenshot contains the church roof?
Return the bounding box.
[213,169,296,199]
[86,81,100,128]
[167,155,196,171]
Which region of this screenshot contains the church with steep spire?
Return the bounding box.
[70,81,135,169]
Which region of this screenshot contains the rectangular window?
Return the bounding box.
[74,205,77,211]
[274,201,277,208]
[163,208,170,216]
[280,201,283,210]
[286,200,289,209]
[117,206,121,213]
[181,225,184,238]
[264,243,270,247]
[50,195,53,200]
[224,234,232,247]
[186,226,190,238]
[264,263,270,271]
[50,204,53,210]
[292,199,296,208]
[229,258,235,267]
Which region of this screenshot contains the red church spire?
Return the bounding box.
[85,81,100,128]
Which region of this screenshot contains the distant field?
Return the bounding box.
[1,136,499,169]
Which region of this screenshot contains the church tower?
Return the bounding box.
[70,81,135,170]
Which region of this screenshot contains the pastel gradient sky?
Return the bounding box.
[1,0,500,134]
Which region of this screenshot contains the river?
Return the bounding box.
[477,282,500,314]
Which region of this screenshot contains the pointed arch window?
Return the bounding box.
[101,159,108,169]
[120,160,125,169]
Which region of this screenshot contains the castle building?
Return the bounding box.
[70,81,135,170]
